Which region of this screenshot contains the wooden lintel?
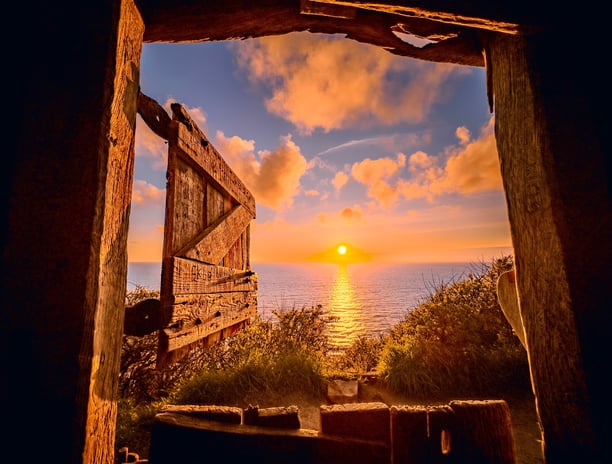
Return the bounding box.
[177,204,253,265]
[300,0,357,19]
[314,0,524,34]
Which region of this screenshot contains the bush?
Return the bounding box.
[330,334,386,376]
[170,306,331,406]
[378,256,531,398]
[115,398,160,457]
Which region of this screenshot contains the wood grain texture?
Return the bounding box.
[489,31,608,461]
[171,109,256,216]
[178,205,253,265]
[141,0,486,66]
[167,156,206,254]
[137,90,171,139]
[169,257,258,295]
[84,2,145,463]
[159,102,257,361]
[163,291,258,351]
[449,400,517,463]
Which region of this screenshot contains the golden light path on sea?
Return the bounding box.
[327,264,365,349]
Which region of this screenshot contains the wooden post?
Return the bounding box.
[449,400,516,463]
[390,405,429,463]
[487,31,610,462]
[1,2,144,463]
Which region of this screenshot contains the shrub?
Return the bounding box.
[378,256,531,398]
[331,334,386,376]
[115,398,160,457]
[170,306,331,406]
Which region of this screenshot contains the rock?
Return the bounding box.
[327,379,359,404]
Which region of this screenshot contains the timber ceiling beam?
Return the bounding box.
[139,0,487,66]
[308,1,545,34]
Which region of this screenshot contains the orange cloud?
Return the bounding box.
[455,126,471,145]
[215,132,308,210]
[334,118,502,206]
[350,153,406,207]
[332,171,349,191]
[400,117,502,199]
[340,206,365,223]
[131,180,165,205]
[232,32,464,134]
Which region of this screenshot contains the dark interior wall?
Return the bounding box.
[1,1,143,463]
[1,2,609,464]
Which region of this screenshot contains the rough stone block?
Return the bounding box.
[390,405,429,463]
[327,378,359,403]
[149,411,388,464]
[320,402,390,444]
[159,404,243,424]
[243,404,301,429]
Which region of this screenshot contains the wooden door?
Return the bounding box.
[156,102,258,366]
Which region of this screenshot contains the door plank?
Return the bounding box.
[176,204,253,265]
[169,257,257,295]
[163,292,258,351]
[170,107,256,216]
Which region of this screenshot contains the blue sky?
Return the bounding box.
[128,32,513,264]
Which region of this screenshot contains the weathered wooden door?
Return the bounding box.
[156,102,258,366]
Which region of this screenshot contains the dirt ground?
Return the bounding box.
[289,380,544,464]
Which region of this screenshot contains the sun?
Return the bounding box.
[307,243,371,264]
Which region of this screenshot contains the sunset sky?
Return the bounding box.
[128,32,513,264]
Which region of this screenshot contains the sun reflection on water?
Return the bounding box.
[328,264,365,349]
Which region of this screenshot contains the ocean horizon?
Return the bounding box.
[127,261,479,348]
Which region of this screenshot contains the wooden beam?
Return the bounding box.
[141,0,485,66]
[84,6,144,460]
[311,0,528,34]
[137,91,171,139]
[177,205,253,265]
[162,291,258,351]
[171,105,256,216]
[488,32,609,462]
[300,0,357,19]
[169,257,258,295]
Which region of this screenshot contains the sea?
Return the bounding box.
[127,261,476,349]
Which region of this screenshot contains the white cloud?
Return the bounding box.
[232,32,465,134]
[131,179,165,205]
